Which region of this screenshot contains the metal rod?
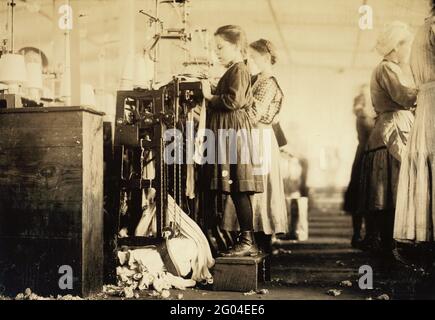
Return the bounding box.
[183,1,188,64]
[139,10,160,23]
[10,0,15,52]
[266,0,292,65]
[154,0,159,84]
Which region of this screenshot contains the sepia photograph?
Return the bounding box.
[0,0,434,309]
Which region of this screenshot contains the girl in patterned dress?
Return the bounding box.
[221,39,288,256]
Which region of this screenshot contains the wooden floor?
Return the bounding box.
[269,190,435,300]
[1,189,434,300]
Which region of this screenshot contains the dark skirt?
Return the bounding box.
[359,146,401,212]
[205,109,264,194]
[343,143,366,214]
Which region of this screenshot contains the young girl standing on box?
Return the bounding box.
[201,25,263,257]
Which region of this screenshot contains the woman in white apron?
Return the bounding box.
[394,5,435,251]
[359,22,417,254]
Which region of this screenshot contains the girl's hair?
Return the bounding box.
[249,39,278,65]
[432,0,435,14]
[214,25,248,60]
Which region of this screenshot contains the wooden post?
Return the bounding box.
[118,0,136,90]
[57,0,80,106]
[69,0,81,106]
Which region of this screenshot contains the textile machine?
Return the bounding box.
[112,77,203,246]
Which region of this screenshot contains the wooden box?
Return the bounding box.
[0,107,104,297]
[212,254,268,292]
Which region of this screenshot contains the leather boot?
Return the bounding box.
[221,231,259,257]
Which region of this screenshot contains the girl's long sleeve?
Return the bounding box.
[380,63,418,109]
[209,65,251,111]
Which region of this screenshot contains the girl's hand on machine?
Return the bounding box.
[197,71,209,79]
[201,80,213,101]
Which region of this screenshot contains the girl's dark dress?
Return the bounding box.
[206,61,264,194]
